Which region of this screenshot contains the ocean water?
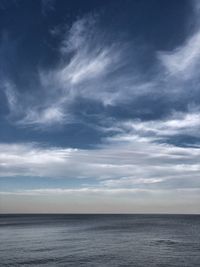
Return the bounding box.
[0,214,200,266]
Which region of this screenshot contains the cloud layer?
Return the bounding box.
[0,1,200,213]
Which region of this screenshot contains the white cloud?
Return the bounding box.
[158,1,200,80]
[45,16,137,107]
[0,187,151,196]
[0,132,200,191]
[59,49,112,85]
[4,82,18,113]
[120,111,200,139]
[2,2,200,131]
[3,15,157,128]
[19,106,66,126]
[1,187,200,200]
[158,32,200,78]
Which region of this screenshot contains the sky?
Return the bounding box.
[0,0,200,213]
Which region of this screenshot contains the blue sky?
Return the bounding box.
[0,0,200,213]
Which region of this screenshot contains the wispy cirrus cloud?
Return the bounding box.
[41,0,55,16]
[158,31,200,79]
[2,8,200,134]
[117,111,200,140]
[158,0,200,82]
[2,14,156,128]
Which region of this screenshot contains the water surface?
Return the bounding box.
[0,214,200,266]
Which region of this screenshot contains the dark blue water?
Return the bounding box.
[0,214,200,266]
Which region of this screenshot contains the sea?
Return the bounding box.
[0,214,199,266]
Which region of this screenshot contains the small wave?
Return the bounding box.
[152,239,181,246]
